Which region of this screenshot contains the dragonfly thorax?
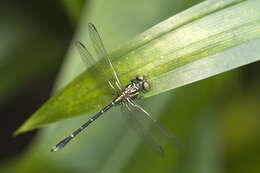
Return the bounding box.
[113,75,149,104]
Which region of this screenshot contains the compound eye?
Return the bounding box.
[136,75,144,81]
[143,82,150,91]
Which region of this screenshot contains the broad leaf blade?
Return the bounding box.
[15,0,260,135]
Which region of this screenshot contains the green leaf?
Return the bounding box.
[15,0,260,135]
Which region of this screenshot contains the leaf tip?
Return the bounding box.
[13,121,32,136]
[13,126,24,137]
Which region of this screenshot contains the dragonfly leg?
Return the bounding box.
[124,102,133,112]
[127,98,156,123]
[115,81,122,90]
[108,81,117,92]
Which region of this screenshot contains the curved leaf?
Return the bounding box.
[15,0,260,135]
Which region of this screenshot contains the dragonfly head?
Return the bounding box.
[136,75,150,91]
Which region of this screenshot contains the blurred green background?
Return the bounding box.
[1,0,260,173]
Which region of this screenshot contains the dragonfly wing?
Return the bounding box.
[122,100,182,156]
[121,102,165,155]
[88,23,122,89]
[75,41,96,69]
[75,41,117,92]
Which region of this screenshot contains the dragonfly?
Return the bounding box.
[51,23,181,155]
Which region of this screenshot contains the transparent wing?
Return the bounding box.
[88,23,122,89]
[75,41,97,69]
[75,41,117,92]
[122,99,182,156]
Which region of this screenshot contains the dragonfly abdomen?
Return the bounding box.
[51,103,114,152]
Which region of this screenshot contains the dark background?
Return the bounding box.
[0,0,74,161]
